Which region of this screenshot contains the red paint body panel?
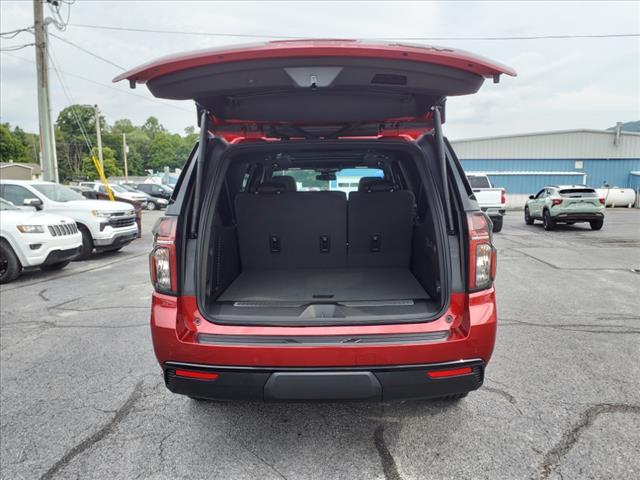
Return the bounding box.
[113,40,516,84]
[150,290,497,368]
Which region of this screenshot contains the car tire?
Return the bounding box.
[491,216,503,233]
[40,260,71,271]
[524,207,534,225]
[147,201,157,211]
[543,209,555,231]
[590,220,604,230]
[76,226,94,260]
[0,241,21,284]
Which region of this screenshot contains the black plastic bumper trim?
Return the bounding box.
[42,246,81,265]
[164,359,484,402]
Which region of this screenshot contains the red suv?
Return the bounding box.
[116,41,513,402]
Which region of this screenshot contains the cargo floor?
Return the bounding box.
[218,268,429,303]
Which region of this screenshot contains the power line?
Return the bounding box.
[0,27,34,39]
[1,51,194,114]
[69,23,640,41]
[49,32,125,70]
[47,46,94,152]
[0,43,35,52]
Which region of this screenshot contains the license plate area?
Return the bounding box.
[263,371,382,401]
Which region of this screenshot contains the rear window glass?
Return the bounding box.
[275,168,383,193]
[467,176,491,189]
[559,188,597,197]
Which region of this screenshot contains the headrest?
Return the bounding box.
[256,182,286,194]
[270,175,297,192]
[358,177,394,193]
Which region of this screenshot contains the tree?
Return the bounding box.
[81,146,122,179]
[141,116,166,140]
[0,123,31,163]
[55,105,99,181]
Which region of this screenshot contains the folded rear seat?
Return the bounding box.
[235,183,347,269]
[348,178,416,268]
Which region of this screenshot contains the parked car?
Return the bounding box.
[525,185,605,231]
[466,174,506,233]
[117,40,514,402]
[135,183,173,202]
[0,181,138,259]
[0,197,82,283]
[68,185,98,199]
[91,183,149,210]
[120,184,168,210]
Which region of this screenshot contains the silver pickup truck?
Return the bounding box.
[467,174,506,232]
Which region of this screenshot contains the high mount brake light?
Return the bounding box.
[467,212,496,291]
[150,217,178,294]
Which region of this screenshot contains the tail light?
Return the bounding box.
[500,188,507,205]
[551,198,563,206]
[150,217,178,294]
[599,197,605,205]
[467,212,497,291]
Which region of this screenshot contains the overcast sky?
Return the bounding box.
[1,1,638,140]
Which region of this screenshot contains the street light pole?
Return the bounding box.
[33,0,59,182]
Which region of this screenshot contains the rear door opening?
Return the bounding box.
[195,139,452,326]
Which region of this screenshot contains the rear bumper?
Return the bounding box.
[150,291,497,401]
[480,207,505,218]
[553,212,604,222]
[164,359,484,402]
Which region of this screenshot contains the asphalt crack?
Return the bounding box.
[482,386,523,414]
[500,317,640,335]
[39,381,143,480]
[533,403,640,480]
[374,425,402,480]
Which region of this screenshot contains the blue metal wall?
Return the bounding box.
[460,158,640,193]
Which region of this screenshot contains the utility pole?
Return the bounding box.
[94,104,103,170]
[33,0,59,183]
[122,133,129,180]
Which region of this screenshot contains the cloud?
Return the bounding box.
[1,0,638,139]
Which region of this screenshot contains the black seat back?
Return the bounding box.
[235,191,347,269]
[348,182,415,268]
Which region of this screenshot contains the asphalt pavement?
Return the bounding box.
[1,209,639,480]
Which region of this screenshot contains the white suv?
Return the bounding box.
[0,181,138,259]
[0,198,82,283]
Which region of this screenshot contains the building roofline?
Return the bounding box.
[451,128,640,143]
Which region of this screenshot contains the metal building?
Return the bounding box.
[451,128,640,206]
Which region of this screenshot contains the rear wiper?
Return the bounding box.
[432,106,455,235]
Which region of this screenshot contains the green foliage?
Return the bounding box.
[0,123,38,163]
[4,106,197,182]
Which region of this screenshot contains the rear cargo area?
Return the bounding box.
[199,143,446,325]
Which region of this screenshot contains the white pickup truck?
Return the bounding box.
[0,180,138,259]
[466,174,506,232]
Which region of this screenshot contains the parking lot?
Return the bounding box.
[1,209,639,480]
